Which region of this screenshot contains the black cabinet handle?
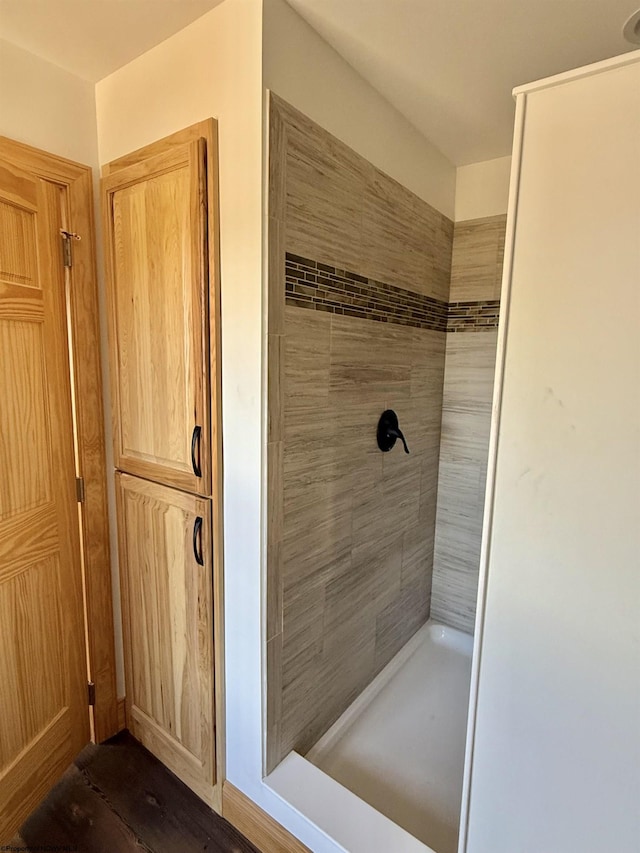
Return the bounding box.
[191,425,202,477]
[193,516,204,566]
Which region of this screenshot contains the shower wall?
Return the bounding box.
[266,95,452,769]
[431,215,507,632]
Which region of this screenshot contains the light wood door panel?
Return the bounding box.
[0,134,119,743]
[115,473,215,805]
[103,141,210,494]
[0,163,88,840]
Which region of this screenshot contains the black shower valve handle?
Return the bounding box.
[376,409,410,454]
[387,426,410,454]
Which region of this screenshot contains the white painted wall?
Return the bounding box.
[0,39,98,164]
[454,155,511,222]
[463,54,640,853]
[95,3,339,849]
[262,0,456,218]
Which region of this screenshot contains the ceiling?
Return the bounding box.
[0,0,638,165]
[285,0,639,164]
[0,0,224,83]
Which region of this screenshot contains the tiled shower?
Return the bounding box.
[266,94,505,848]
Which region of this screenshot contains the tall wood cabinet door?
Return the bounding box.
[115,473,215,804]
[103,141,211,494]
[0,163,89,840]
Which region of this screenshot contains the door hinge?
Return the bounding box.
[60,229,81,268]
[88,681,96,706]
[76,476,85,503]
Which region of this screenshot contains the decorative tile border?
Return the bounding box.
[285,253,448,332]
[448,300,500,332]
[285,253,499,333]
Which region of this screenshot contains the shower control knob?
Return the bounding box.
[377,410,410,454]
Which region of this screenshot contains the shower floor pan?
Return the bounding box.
[266,621,473,853]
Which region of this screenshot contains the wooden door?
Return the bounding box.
[0,162,89,839]
[115,473,215,805]
[103,141,211,495]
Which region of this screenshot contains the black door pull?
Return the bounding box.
[193,516,204,566]
[191,425,202,477]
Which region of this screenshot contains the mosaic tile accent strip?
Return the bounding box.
[447,300,500,332]
[285,253,448,332]
[285,253,500,333]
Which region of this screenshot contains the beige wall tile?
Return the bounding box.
[285,113,367,273]
[267,334,284,443]
[268,95,287,222]
[494,222,506,300]
[450,214,507,303]
[281,626,376,757]
[325,537,402,642]
[266,537,283,643]
[284,306,331,410]
[381,453,422,530]
[265,633,283,773]
[283,487,353,584]
[277,96,453,301]
[431,564,478,634]
[441,329,499,411]
[283,443,354,514]
[425,215,455,303]
[267,440,283,642]
[361,167,433,294]
[374,577,430,669]
[268,217,285,335]
[401,522,435,589]
[432,330,499,634]
[283,567,332,673]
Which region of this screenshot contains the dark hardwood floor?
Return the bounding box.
[12,731,260,853]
